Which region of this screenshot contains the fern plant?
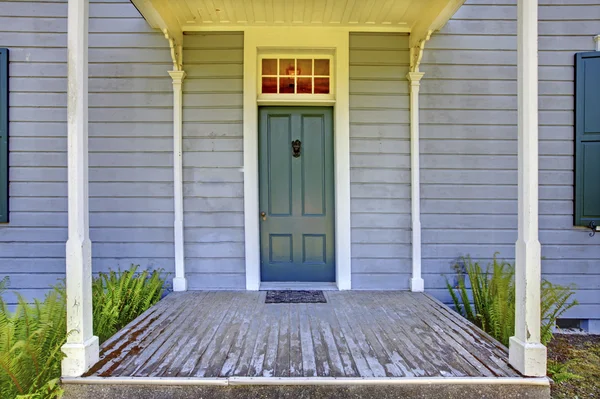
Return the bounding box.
[1,265,166,399]
[546,359,582,384]
[0,278,66,399]
[92,265,165,343]
[446,253,578,346]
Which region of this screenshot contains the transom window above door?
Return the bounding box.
[259,55,334,101]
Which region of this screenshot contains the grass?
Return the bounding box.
[548,334,600,398]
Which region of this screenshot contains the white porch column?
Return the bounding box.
[509,0,547,377]
[407,71,425,292]
[169,70,187,292]
[61,0,99,377]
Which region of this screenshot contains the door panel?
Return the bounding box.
[259,107,335,282]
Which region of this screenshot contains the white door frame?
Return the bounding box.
[243,27,351,290]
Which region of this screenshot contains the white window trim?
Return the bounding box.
[243,27,351,290]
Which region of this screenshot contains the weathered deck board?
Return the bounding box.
[88,291,521,378]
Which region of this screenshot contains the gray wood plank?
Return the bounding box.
[220,293,264,377]
[352,293,415,377]
[175,292,240,376]
[327,293,380,377]
[288,303,304,377]
[196,293,259,377]
[89,294,180,376]
[274,304,291,377]
[88,291,518,380]
[262,304,281,377]
[418,294,518,377]
[112,292,203,376]
[298,303,318,377]
[340,293,404,377]
[231,292,267,376]
[156,291,229,377]
[135,292,211,377]
[248,302,272,376]
[364,292,448,377]
[307,303,333,377]
[313,299,356,376]
[404,293,511,377]
[379,291,487,377]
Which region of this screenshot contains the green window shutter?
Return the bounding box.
[0,49,7,223]
[574,52,600,227]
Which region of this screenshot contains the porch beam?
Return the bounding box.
[407,71,424,292]
[509,0,547,377]
[61,0,99,377]
[169,70,187,291]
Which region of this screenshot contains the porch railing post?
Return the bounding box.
[509,0,547,377]
[169,70,187,291]
[407,71,424,292]
[61,0,99,377]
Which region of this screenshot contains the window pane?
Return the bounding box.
[314,78,329,94]
[314,59,330,76]
[297,59,312,76]
[280,77,295,93]
[262,59,277,75]
[262,77,277,93]
[297,78,312,94]
[280,59,296,76]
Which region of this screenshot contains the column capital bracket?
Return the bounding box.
[406,71,425,83]
[409,30,432,73]
[168,70,187,82]
[164,29,183,71]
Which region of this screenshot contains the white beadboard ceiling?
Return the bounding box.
[132,0,464,46]
[173,0,415,27]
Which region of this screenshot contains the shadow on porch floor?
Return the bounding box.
[63,291,550,398]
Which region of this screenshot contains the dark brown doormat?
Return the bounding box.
[265,290,327,304]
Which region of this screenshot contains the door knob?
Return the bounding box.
[260,212,267,221]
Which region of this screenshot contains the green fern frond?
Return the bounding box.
[445,253,575,348]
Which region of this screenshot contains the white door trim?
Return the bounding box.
[243,27,351,290]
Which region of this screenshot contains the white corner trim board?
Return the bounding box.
[243,27,351,290]
[169,70,187,292]
[595,35,600,51]
[62,0,99,377]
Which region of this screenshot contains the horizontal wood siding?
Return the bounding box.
[421,0,600,318]
[0,0,175,305]
[182,33,245,290]
[349,33,411,289]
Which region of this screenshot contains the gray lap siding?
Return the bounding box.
[0,0,175,305]
[421,0,600,318]
[0,0,597,321]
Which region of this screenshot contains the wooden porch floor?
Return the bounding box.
[85,291,520,379]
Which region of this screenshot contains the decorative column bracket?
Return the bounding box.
[164,29,183,71]
[409,30,432,73]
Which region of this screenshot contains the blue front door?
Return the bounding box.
[259,107,335,282]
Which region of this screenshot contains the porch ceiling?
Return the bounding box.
[131,0,465,47]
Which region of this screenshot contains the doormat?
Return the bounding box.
[265,290,327,304]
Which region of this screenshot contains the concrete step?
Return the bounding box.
[62,377,551,399]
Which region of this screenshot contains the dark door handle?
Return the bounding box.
[292,140,301,158]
